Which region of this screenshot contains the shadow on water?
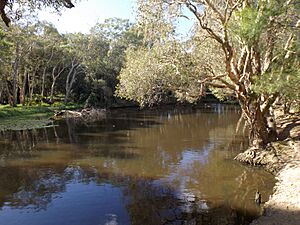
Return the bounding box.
[0,164,263,225]
[0,105,276,225]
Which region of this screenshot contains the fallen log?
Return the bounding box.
[50,108,106,121]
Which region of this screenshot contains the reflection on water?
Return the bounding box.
[0,105,275,225]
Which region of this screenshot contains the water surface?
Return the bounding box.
[0,105,275,225]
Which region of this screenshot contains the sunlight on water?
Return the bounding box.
[0,105,275,225]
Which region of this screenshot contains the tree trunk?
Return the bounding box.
[0,88,2,103]
[41,47,54,99]
[50,77,57,103]
[6,80,14,106]
[248,110,269,148]
[64,59,80,104]
[238,98,276,148]
[28,67,38,106]
[41,67,47,99]
[64,70,76,104]
[20,69,28,106]
[11,43,20,107]
[50,64,65,103]
[29,84,34,106]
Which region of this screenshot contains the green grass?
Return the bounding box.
[0,103,83,118]
[0,105,53,118]
[0,103,83,131]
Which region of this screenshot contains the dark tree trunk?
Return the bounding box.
[248,111,269,148]
[239,99,277,148]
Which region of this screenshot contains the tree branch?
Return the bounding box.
[204,0,225,24]
[185,0,224,44]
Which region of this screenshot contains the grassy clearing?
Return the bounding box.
[0,103,82,131]
[0,103,82,118]
[0,105,53,118]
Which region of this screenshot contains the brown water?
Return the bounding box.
[0,105,275,225]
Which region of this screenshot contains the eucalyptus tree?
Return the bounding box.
[0,27,12,103]
[0,25,25,106]
[0,0,76,26]
[24,29,44,105]
[49,43,67,103]
[63,33,87,103]
[9,23,51,106]
[118,0,300,148]
[117,2,205,106]
[37,22,64,99]
[2,24,32,106]
[117,41,205,106]
[82,18,143,107]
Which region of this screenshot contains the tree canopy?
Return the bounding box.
[117,0,300,147]
[0,0,75,26]
[0,17,142,107]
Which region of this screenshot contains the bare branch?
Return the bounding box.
[185,0,224,44]
[239,46,250,82]
[204,0,225,24]
[206,82,228,89]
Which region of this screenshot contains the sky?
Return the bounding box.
[38,0,137,34]
[38,0,194,37]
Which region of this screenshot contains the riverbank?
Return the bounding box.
[251,146,300,225]
[0,104,81,131]
[235,113,300,225]
[0,102,234,131]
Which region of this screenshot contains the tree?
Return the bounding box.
[81,18,143,107]
[117,0,300,148]
[3,24,27,106]
[63,33,86,103]
[117,41,205,106]
[0,27,12,104]
[37,22,62,99]
[0,0,75,26]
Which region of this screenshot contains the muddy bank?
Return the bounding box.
[235,113,300,224]
[235,113,300,174]
[251,154,300,225]
[234,140,298,174]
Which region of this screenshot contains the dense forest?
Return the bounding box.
[0,17,143,107]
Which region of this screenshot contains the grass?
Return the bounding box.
[0,104,53,118]
[0,102,83,131]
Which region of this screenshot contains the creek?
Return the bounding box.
[0,105,275,225]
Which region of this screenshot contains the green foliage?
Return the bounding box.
[249,0,300,102]
[0,28,11,55]
[0,16,142,107]
[116,41,205,106]
[231,0,285,45]
[136,0,177,45]
[1,0,77,26]
[0,27,12,80]
[253,68,300,100]
[91,18,132,41]
[79,19,143,106]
